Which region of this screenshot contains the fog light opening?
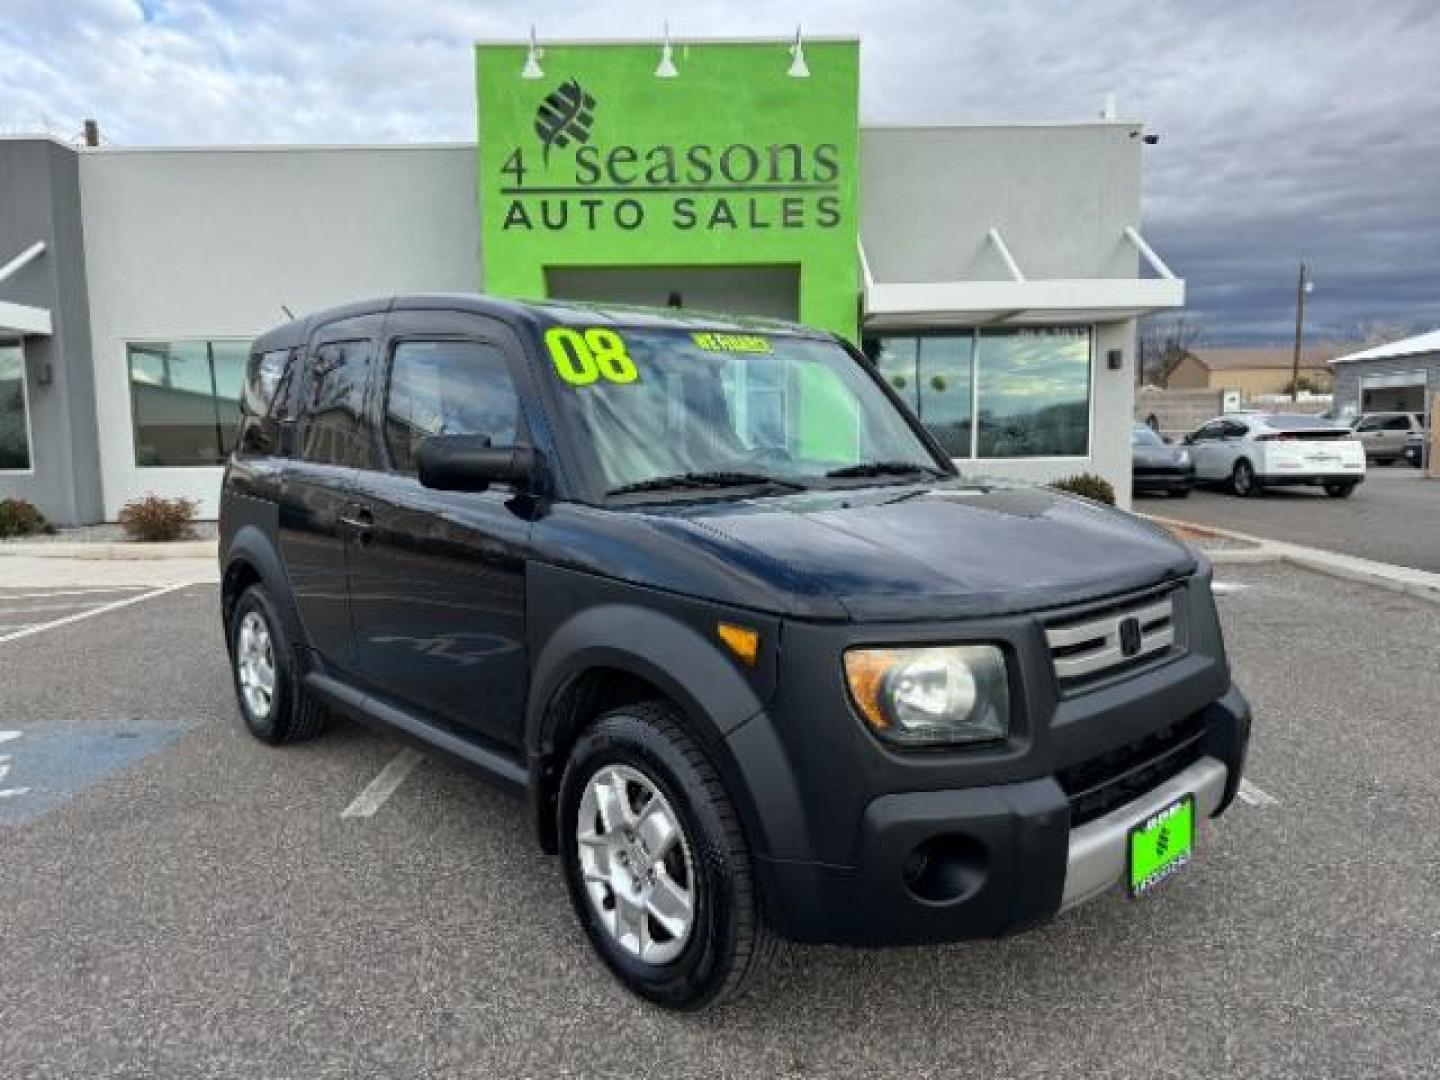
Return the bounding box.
[901,834,989,905]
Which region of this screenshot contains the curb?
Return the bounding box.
[0,540,216,560]
[1145,513,1440,605]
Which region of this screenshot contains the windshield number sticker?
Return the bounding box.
[691,332,772,354]
[544,327,638,387]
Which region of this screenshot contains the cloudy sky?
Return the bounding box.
[3,0,1437,345]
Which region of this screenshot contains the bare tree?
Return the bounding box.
[1352,319,1415,347]
[1138,315,1204,387]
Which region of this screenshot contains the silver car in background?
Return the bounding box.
[1184,413,1366,498]
[1350,412,1425,466]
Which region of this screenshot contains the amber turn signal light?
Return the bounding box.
[716,622,760,666]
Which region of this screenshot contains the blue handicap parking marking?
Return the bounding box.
[0,720,190,827]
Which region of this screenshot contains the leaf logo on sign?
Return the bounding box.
[534,79,597,164]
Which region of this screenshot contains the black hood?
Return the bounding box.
[541,481,1196,622]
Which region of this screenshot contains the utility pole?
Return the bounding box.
[1291,262,1312,403]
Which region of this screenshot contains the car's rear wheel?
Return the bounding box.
[228,584,327,744]
[1230,460,1258,497]
[1168,486,1191,498]
[557,701,769,1010]
[1324,481,1357,498]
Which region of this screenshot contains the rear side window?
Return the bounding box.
[1384,416,1413,431]
[245,349,292,417]
[302,340,373,467]
[384,340,520,474]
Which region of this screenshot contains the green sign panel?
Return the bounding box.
[475,39,860,340]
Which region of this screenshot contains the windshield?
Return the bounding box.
[1131,425,1165,447]
[541,327,946,495]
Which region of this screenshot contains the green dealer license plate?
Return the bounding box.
[1127,795,1194,898]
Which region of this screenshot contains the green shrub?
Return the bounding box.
[0,498,57,539]
[117,494,199,542]
[1049,473,1117,506]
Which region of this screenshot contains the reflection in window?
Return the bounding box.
[0,343,31,470]
[866,336,919,415]
[918,336,973,458]
[303,340,373,468]
[385,341,520,474]
[865,329,1092,459]
[128,341,247,467]
[977,329,1090,458]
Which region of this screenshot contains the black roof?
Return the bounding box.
[252,293,827,353]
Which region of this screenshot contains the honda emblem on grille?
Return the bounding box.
[1118,616,1142,658]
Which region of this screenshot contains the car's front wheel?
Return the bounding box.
[1230,459,1258,497]
[558,702,769,1010]
[1324,481,1357,498]
[228,584,327,744]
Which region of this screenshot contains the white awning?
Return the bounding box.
[860,227,1185,329]
[0,300,52,337]
[0,242,53,337]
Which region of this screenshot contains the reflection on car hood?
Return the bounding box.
[605,480,1197,621]
[1133,445,1188,466]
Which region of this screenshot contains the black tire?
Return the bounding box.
[1229,459,1258,497]
[227,584,327,745]
[1168,486,1192,498]
[557,701,770,1011]
[1324,481,1357,498]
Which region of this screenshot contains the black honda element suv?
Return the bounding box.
[220,295,1251,1010]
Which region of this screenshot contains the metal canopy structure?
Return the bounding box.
[0,242,53,337]
[859,227,1185,329]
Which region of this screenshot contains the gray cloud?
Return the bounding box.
[3,0,1437,342]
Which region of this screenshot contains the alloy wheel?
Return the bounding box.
[236,611,277,720]
[576,764,696,965]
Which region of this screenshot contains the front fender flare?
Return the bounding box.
[527,603,766,755]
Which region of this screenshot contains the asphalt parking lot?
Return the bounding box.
[1,565,1437,1078]
[1146,466,1440,573]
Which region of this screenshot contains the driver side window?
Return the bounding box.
[384,340,519,474]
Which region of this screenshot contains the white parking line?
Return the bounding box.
[0,600,129,616]
[1237,779,1279,806]
[1212,581,1249,596]
[0,587,151,600]
[0,582,191,645]
[341,748,425,819]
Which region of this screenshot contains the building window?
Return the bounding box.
[0,343,31,471]
[864,328,1092,459]
[384,340,519,474]
[976,328,1091,458]
[128,341,248,467]
[917,335,973,458]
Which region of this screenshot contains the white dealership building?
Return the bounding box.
[0,39,1184,524]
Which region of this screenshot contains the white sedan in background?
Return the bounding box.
[1183,413,1366,498]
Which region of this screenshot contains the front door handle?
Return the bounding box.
[340,505,375,542]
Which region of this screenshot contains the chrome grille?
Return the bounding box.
[1045,592,1177,683]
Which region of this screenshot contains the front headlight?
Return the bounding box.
[844,645,1010,747]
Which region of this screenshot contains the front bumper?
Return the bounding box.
[749,686,1250,946]
[1133,466,1195,492]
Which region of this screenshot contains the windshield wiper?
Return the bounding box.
[606,470,805,497]
[824,461,948,480]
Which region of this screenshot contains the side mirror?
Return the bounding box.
[416,434,538,493]
[1181,434,1194,445]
